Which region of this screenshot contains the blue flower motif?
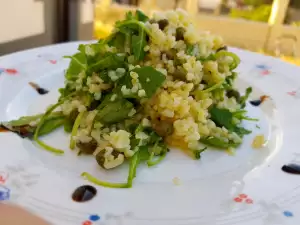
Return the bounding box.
[0,68,4,74]
[256,64,269,70]
[0,186,10,201]
[89,214,100,221]
[283,210,294,217]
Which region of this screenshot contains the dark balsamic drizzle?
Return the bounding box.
[29,82,49,95]
[72,185,97,202]
[282,164,300,175]
[249,99,262,106]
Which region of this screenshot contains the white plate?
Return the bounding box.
[0,42,299,225]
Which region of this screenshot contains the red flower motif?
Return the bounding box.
[49,60,57,64]
[245,198,253,204]
[82,221,92,225]
[234,197,243,203]
[5,69,18,75]
[0,176,5,183]
[261,70,270,75]
[288,91,297,96]
[239,194,248,199]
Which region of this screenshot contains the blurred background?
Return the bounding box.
[0,0,299,65]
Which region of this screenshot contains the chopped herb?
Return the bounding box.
[200,137,240,149]
[194,147,208,160]
[132,25,147,61]
[240,87,252,108]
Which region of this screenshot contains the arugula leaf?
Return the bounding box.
[127,151,140,187]
[200,137,240,149]
[64,52,87,80]
[234,127,252,137]
[64,118,73,133]
[96,98,134,124]
[5,114,43,127]
[108,32,126,52]
[89,53,126,72]
[240,87,252,108]
[125,11,135,20]
[132,25,147,61]
[132,66,166,98]
[136,10,149,22]
[209,106,234,130]
[39,115,65,136]
[138,145,150,161]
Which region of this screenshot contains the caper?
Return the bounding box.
[149,19,156,24]
[69,110,79,122]
[175,27,185,41]
[95,149,122,169]
[152,120,174,137]
[76,139,98,154]
[226,89,241,102]
[95,151,106,169]
[171,68,186,81]
[158,19,169,30]
[165,49,177,60]
[216,46,228,52]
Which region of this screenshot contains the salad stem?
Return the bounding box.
[34,102,64,154]
[81,172,129,188]
[70,111,85,150]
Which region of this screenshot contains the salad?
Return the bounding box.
[1,9,254,188]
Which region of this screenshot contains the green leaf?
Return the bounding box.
[234,127,252,137]
[240,87,252,108]
[89,53,126,72]
[132,66,166,98]
[108,32,126,52]
[127,151,139,187]
[64,52,87,80]
[136,10,149,22]
[96,98,134,124]
[209,106,234,130]
[64,118,73,133]
[200,137,240,149]
[132,25,147,61]
[5,114,43,127]
[138,145,150,161]
[39,115,65,136]
[193,147,208,160]
[125,11,135,20]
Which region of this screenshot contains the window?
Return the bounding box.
[284,0,300,26]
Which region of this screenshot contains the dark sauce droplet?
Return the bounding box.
[37,88,49,95]
[282,164,300,175]
[250,99,262,106]
[72,185,97,202]
[29,82,49,95]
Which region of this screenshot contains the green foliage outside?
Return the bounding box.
[229,4,272,22]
